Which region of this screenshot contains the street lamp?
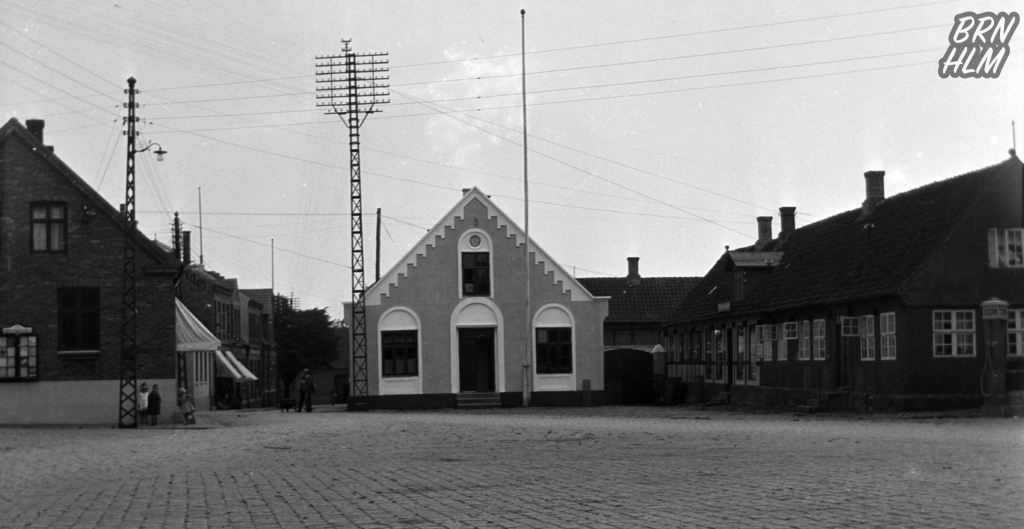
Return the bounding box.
[138,141,167,162]
[118,77,168,429]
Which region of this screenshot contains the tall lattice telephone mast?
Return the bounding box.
[315,39,389,407]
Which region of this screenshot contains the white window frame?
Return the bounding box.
[1008,309,1023,357]
[783,322,798,340]
[860,315,875,361]
[798,321,810,360]
[812,319,826,360]
[989,228,1024,268]
[932,310,976,358]
[841,317,859,337]
[880,312,896,360]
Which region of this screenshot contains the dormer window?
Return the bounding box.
[459,230,492,297]
[989,228,1024,268]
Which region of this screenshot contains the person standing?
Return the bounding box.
[138,383,150,426]
[148,384,162,426]
[178,387,196,425]
[297,369,315,412]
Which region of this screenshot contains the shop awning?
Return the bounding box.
[215,350,258,382]
[175,299,221,352]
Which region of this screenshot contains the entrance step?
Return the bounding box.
[457,392,502,409]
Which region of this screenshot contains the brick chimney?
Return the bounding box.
[183,231,192,265]
[755,216,773,250]
[626,256,641,287]
[26,119,44,143]
[862,170,885,215]
[779,207,796,237]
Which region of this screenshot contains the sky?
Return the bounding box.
[2,0,1022,321]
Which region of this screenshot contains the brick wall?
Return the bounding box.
[1,125,177,382]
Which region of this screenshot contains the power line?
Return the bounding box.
[390,0,959,69]
[184,223,350,269]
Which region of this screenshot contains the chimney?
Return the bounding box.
[862,170,885,215]
[779,207,796,237]
[462,188,471,196]
[755,216,773,250]
[183,231,192,265]
[626,257,641,287]
[26,119,44,143]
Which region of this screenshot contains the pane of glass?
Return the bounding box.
[33,224,47,250]
[50,223,62,251]
[32,206,47,219]
[51,205,65,219]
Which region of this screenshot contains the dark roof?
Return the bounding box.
[666,156,1023,325]
[240,289,274,314]
[0,118,176,268]
[577,276,701,324]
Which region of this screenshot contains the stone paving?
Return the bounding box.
[1,405,1022,528]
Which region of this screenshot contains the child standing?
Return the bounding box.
[148,384,162,426]
[138,383,150,425]
[178,387,196,425]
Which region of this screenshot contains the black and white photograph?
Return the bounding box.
[1,1,1022,527]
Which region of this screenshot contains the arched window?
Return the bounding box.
[459,230,492,297]
[534,305,574,375]
[379,308,420,378]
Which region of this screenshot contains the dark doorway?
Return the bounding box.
[458,328,495,392]
[604,348,655,405]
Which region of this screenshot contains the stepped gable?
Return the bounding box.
[367,187,597,305]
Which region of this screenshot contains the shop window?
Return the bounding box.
[1,335,38,381]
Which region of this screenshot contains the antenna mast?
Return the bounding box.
[316,39,390,408]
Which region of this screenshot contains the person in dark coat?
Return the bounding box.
[297,369,315,412]
[148,384,162,425]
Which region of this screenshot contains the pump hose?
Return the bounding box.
[980,340,996,398]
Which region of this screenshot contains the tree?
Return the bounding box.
[274,294,339,396]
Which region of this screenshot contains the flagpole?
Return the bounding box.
[521,8,531,408]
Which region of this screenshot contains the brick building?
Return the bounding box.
[176,260,272,410]
[0,118,180,424]
[664,155,1024,412]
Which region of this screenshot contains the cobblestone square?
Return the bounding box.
[1,406,1022,528]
